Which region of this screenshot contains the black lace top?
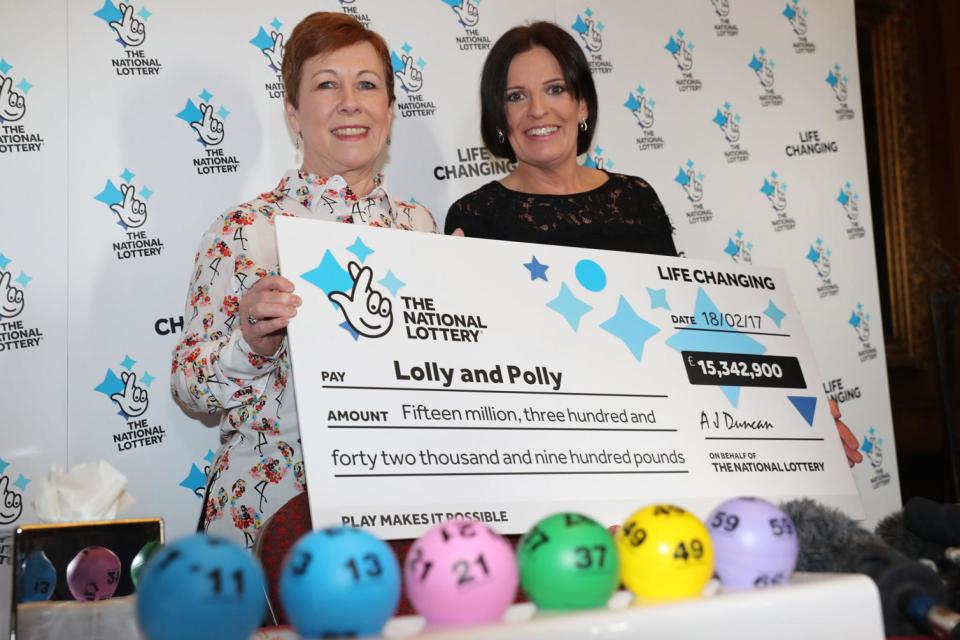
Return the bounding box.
[444,172,678,257]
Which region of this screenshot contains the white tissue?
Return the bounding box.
[33,461,135,523]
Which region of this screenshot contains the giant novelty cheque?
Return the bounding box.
[277,218,862,538]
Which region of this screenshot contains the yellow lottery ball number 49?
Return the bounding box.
[616,504,715,601]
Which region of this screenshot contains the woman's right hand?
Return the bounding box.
[239,275,301,356]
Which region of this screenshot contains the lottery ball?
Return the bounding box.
[131,540,161,588]
[66,545,121,601]
[707,497,799,589]
[616,504,714,601]
[517,513,619,610]
[135,534,266,640]
[279,527,400,638]
[19,550,56,603]
[405,519,518,626]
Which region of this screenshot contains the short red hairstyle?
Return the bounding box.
[282,12,395,108]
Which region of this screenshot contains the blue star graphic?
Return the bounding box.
[340,320,360,341]
[677,28,685,38]
[524,256,549,281]
[0,59,11,75]
[199,89,213,103]
[547,283,592,331]
[805,246,821,262]
[179,464,207,495]
[203,449,216,464]
[13,474,31,491]
[763,300,786,327]
[600,296,660,362]
[94,179,124,207]
[175,98,203,124]
[346,237,374,263]
[137,7,152,20]
[217,106,230,120]
[416,57,427,70]
[120,168,135,182]
[666,288,766,406]
[860,435,873,454]
[647,287,670,310]
[378,270,405,296]
[0,458,9,474]
[249,26,274,51]
[724,239,739,258]
[141,372,155,387]
[270,17,283,30]
[94,369,124,397]
[93,0,123,24]
[301,250,352,305]
[401,42,412,55]
[140,186,154,200]
[15,272,31,287]
[16,78,32,94]
[121,355,136,370]
[0,253,11,270]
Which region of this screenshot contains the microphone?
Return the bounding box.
[904,497,960,547]
[781,498,960,638]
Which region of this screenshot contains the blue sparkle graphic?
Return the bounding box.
[179,464,207,496]
[339,320,360,341]
[0,253,10,269]
[788,396,817,427]
[120,168,135,182]
[624,92,640,111]
[121,355,136,370]
[666,288,766,406]
[270,17,283,31]
[401,42,413,55]
[763,300,786,327]
[13,474,30,491]
[724,239,739,258]
[600,295,660,362]
[250,26,274,50]
[0,458,9,474]
[760,178,776,197]
[647,287,670,310]
[15,272,31,287]
[416,58,427,70]
[547,283,592,331]
[300,250,352,303]
[216,106,230,120]
[674,167,690,187]
[94,180,124,207]
[93,0,123,24]
[749,54,763,72]
[378,270,405,297]
[16,78,32,94]
[198,89,213,103]
[571,15,589,35]
[141,372,155,387]
[0,59,12,75]
[203,449,216,464]
[524,256,549,282]
[94,368,124,397]
[140,186,154,200]
[712,108,729,127]
[390,51,405,73]
[805,246,821,263]
[137,7,152,20]
[176,99,203,124]
[346,237,374,263]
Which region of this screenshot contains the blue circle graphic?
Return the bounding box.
[575,259,606,292]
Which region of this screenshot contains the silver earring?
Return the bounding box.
[579,120,588,132]
[386,135,392,146]
[295,133,302,149]
[497,129,505,143]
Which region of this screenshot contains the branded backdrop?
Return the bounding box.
[0,0,895,613]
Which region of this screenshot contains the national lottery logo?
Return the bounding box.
[0,458,30,526]
[92,1,163,75]
[848,303,878,362]
[805,237,839,297]
[391,42,426,95]
[723,230,753,264]
[748,48,783,107]
[838,181,865,239]
[675,159,713,225]
[249,18,287,100]
[624,85,664,151]
[338,0,372,28]
[665,28,704,91]
[94,355,168,452]
[860,426,890,488]
[710,0,740,37]
[176,89,240,175]
[760,170,795,232]
[713,101,749,162]
[582,145,614,171]
[571,8,612,74]
[0,251,43,354]
[571,8,604,54]
[441,0,492,51]
[0,59,43,155]
[826,64,855,120]
[94,169,166,261]
[782,0,816,53]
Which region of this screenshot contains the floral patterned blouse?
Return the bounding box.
[171,169,436,548]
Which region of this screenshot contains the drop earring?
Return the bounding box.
[579,120,588,132]
[497,129,505,143]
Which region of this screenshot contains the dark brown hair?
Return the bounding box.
[480,21,598,161]
[282,12,395,108]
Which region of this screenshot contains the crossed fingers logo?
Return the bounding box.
[329,262,394,338]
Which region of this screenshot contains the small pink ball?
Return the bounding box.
[404,519,518,626]
[66,546,121,601]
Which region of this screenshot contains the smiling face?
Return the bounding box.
[503,46,587,172]
[284,41,392,181]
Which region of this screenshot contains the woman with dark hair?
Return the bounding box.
[171,12,436,548]
[445,21,677,257]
